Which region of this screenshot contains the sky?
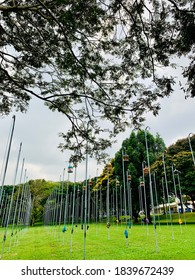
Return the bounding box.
[0,87,195,186]
[1,59,195,185]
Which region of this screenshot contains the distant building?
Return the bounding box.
[154,197,195,213]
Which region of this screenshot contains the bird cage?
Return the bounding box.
[68,165,73,173]
[82,185,87,190]
[143,167,149,175]
[88,179,92,186]
[140,181,144,187]
[106,163,112,172]
[123,154,129,162]
[127,175,132,181]
[116,179,120,187]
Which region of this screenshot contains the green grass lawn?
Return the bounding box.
[0,213,195,260]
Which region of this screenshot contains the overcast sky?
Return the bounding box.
[1,64,195,185]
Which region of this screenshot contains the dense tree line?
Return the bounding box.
[1,132,194,225]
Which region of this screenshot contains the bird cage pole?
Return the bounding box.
[172,165,182,233]
[188,133,195,166]
[83,143,89,260]
[127,171,132,229]
[106,163,112,240]
[138,180,144,222]
[62,163,73,243]
[115,178,120,224]
[122,150,129,244]
[142,161,149,234]
[70,163,77,252]
[1,142,22,258]
[58,168,65,239]
[153,171,161,228]
[162,152,174,240]
[144,127,158,252]
[174,169,187,226]
[0,115,16,204]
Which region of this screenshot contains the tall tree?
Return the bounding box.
[0,0,194,161]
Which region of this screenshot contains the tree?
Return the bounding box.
[0,0,195,162]
[167,134,195,156]
[29,179,57,225]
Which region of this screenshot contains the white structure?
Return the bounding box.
[155,197,194,213]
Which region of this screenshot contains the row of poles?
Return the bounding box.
[43,128,195,258]
[43,163,133,254]
[138,128,195,252]
[0,116,32,259]
[1,118,194,259]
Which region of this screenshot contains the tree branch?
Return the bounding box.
[167,0,195,13]
[0,4,41,12]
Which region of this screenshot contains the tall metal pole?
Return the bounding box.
[70,164,77,252]
[188,133,195,166]
[83,143,88,260]
[162,152,174,240]
[174,169,187,226]
[10,157,25,250]
[95,168,99,235]
[1,141,22,259]
[115,179,119,223]
[106,164,110,240]
[127,170,132,229]
[172,165,182,233]
[144,127,158,252]
[15,169,27,245]
[122,150,127,227]
[0,115,16,203]
[63,164,72,242]
[58,169,65,239]
[153,171,160,228]
[142,161,149,234]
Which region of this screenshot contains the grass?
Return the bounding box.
[0,213,195,260]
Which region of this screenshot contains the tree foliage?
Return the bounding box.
[29,179,57,225]
[0,0,195,161]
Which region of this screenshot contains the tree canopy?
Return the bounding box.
[0,0,195,161]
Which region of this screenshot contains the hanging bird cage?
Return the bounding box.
[106,163,112,172]
[143,167,149,175]
[140,181,144,187]
[82,185,87,190]
[68,165,73,173]
[127,175,132,181]
[116,179,120,187]
[88,179,92,186]
[123,154,129,162]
